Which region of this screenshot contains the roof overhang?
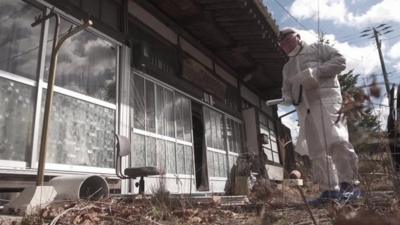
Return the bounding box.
[140,0,287,99]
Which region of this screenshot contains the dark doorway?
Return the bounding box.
[191,101,209,190]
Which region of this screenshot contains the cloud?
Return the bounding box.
[290,0,348,24]
[388,41,400,71]
[290,0,400,27]
[388,41,400,59]
[293,28,381,76]
[278,105,299,142]
[347,0,400,27]
[334,41,380,76]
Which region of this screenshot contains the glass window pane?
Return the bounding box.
[0,0,42,79]
[176,144,185,174]
[260,127,271,149]
[270,131,277,141]
[214,113,220,149]
[213,152,219,177]
[182,98,192,142]
[156,139,166,172]
[46,17,117,103]
[211,112,218,148]
[273,152,280,163]
[175,94,184,140]
[184,146,193,175]
[234,122,240,153]
[155,85,165,135]
[228,155,236,170]
[145,81,155,133]
[204,108,212,147]
[164,90,174,137]
[41,91,115,168]
[271,141,278,152]
[217,114,223,150]
[226,119,232,152]
[237,123,243,153]
[0,78,35,161]
[207,151,213,177]
[230,120,236,153]
[264,148,273,161]
[166,141,176,173]
[219,153,226,177]
[146,136,156,167]
[133,75,145,129]
[132,134,145,167]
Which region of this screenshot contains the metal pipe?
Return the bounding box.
[33,11,92,185]
[36,13,60,186]
[278,109,296,119]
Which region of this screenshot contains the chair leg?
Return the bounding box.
[139,176,145,194]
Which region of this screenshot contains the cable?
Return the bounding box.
[336,32,363,41]
[271,0,310,31]
[382,33,400,41]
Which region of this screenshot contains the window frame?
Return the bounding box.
[30,6,121,173]
[259,112,281,165]
[131,71,194,176]
[0,0,45,168]
[0,1,122,173]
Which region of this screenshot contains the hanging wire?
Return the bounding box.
[271,0,310,31]
[382,33,400,41]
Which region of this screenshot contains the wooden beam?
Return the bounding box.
[200,1,246,10]
[211,8,253,17]
[196,0,244,4]
[214,15,257,22]
[223,25,262,32]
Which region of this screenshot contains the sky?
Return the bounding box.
[262,0,400,142]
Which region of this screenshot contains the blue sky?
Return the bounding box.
[262,0,400,141]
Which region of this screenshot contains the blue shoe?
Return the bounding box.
[308,190,342,206]
[340,182,362,201]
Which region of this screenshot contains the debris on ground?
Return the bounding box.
[0,186,397,225]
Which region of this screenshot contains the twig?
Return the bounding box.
[87,187,103,200]
[143,216,165,225]
[49,205,91,225]
[295,186,319,225]
[99,215,130,224]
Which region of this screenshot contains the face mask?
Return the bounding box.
[287,42,302,57]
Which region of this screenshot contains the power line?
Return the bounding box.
[357,24,396,95]
[336,32,359,40]
[271,0,310,31]
[382,33,400,41]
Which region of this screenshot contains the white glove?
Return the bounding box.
[266,98,284,106]
[282,96,293,106]
[289,68,319,90]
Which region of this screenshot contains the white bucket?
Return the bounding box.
[49,175,109,200]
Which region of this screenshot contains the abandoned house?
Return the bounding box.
[0,0,290,195]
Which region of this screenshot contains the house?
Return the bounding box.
[0,0,288,195]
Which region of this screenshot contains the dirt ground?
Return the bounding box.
[1,185,399,225]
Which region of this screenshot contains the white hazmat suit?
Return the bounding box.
[281,41,359,191]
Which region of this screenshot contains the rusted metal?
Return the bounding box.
[32,10,92,186]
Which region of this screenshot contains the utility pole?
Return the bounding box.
[373,27,390,95]
[361,24,393,95]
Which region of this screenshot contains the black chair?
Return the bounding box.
[114,134,161,194]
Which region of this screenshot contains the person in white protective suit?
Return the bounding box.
[278,28,360,203]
